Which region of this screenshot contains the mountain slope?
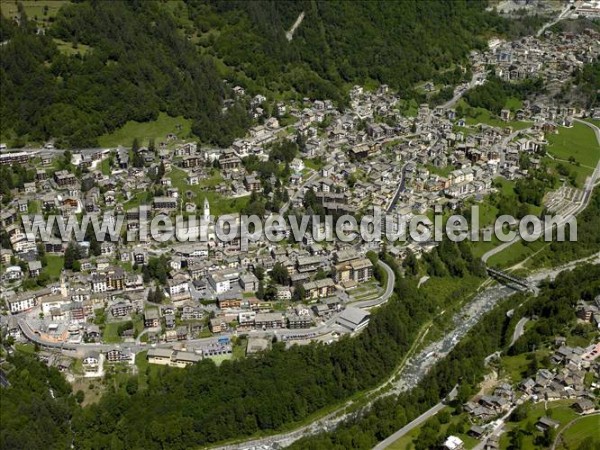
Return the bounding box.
[1,0,514,147]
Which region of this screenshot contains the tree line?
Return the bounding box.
[290,263,600,449]
[1,240,487,449]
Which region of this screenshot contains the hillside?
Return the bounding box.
[0,1,238,148]
[1,0,529,148]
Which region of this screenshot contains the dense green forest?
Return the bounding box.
[189,0,494,103]
[0,1,239,148]
[290,264,600,450]
[462,75,545,114]
[0,353,78,449]
[0,0,543,148]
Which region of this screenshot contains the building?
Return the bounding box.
[171,351,202,368]
[209,317,227,333]
[287,314,312,329]
[208,269,239,294]
[105,348,132,363]
[0,151,29,165]
[152,196,177,210]
[536,417,559,432]
[28,260,42,277]
[443,436,464,450]
[144,309,160,328]
[240,272,259,292]
[254,312,285,329]
[147,348,174,365]
[573,399,595,414]
[7,294,36,313]
[91,273,108,293]
[303,278,335,300]
[82,351,100,372]
[335,257,373,283]
[167,275,189,296]
[54,170,77,186]
[335,307,370,332]
[110,301,133,317]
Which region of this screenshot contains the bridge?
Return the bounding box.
[486,267,535,292]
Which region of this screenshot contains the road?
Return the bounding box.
[18,261,395,354]
[285,11,305,41]
[279,169,320,215]
[473,404,521,450]
[1,147,111,157]
[350,261,395,309]
[385,161,410,214]
[371,386,457,450]
[440,71,486,110]
[510,317,529,347]
[550,412,600,450]
[536,4,573,37]
[482,119,600,265]
[372,404,445,450]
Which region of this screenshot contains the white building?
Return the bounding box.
[167,276,189,296]
[208,272,231,294]
[7,294,36,313]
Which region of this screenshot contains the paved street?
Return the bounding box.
[510,317,529,347]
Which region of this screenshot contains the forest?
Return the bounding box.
[463,75,545,114]
[0,1,237,148]
[290,263,600,450]
[190,0,526,103]
[1,0,542,148]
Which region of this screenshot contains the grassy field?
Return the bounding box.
[43,255,64,279]
[546,122,600,169]
[459,101,531,130]
[387,406,479,450]
[102,322,123,344]
[232,338,248,360]
[500,400,580,450]
[401,99,419,118]
[53,38,92,57]
[166,168,250,216]
[556,414,600,450]
[486,239,547,269]
[15,343,36,354]
[98,112,193,148]
[135,351,149,390]
[207,354,232,366]
[499,350,549,383]
[303,158,325,171]
[543,157,593,188]
[100,158,111,176]
[168,167,247,215]
[0,0,68,23]
[426,164,455,177]
[504,97,523,111]
[123,191,153,210]
[27,199,40,214]
[471,236,501,259]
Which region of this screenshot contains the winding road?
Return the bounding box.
[18,261,396,356]
[510,317,529,347]
[482,119,600,265]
